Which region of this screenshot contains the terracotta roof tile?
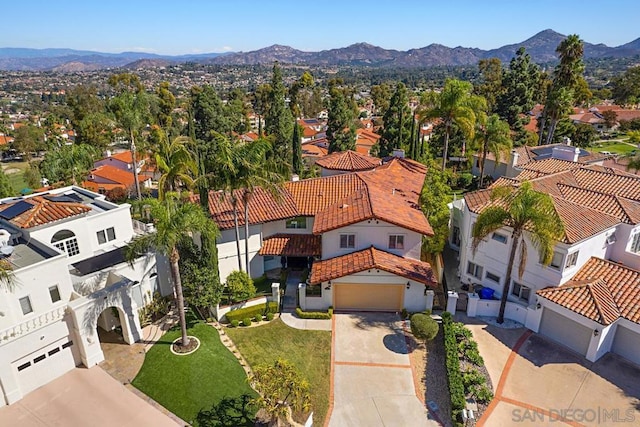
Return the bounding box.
[315,150,380,171]
[537,257,640,325]
[286,174,365,216]
[518,158,584,175]
[87,164,136,186]
[193,187,299,231]
[309,246,436,286]
[0,196,91,229]
[258,233,321,257]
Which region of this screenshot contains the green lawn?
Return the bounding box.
[594,141,637,155]
[2,160,29,194]
[226,318,331,426]
[132,318,258,426]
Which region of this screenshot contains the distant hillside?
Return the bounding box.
[2,30,640,71]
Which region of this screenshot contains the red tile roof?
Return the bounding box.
[0,196,91,229]
[258,233,321,257]
[315,150,380,171]
[87,165,136,186]
[286,174,365,216]
[309,246,437,286]
[193,187,300,231]
[537,257,640,325]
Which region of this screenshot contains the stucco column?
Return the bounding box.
[0,362,22,405]
[298,283,306,311]
[425,290,435,311]
[446,291,459,314]
[466,293,479,317]
[271,282,281,307]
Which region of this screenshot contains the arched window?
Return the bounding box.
[51,230,80,257]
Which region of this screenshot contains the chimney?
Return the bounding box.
[105,150,112,158]
[510,150,519,168]
[392,148,405,158]
[291,174,300,182]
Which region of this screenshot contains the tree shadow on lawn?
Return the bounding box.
[195,394,257,427]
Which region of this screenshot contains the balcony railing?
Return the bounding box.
[0,305,67,346]
[132,219,155,235]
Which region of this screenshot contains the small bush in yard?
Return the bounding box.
[295,307,332,319]
[472,384,494,404]
[230,320,240,327]
[442,312,465,425]
[242,317,252,327]
[410,313,439,342]
[462,368,485,390]
[401,308,409,320]
[265,312,274,321]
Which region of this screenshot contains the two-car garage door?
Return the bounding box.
[334,284,403,312]
[539,308,592,356]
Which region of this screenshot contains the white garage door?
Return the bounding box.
[334,284,403,312]
[539,308,591,356]
[13,338,79,396]
[612,325,640,366]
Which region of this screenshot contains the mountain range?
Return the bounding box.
[1,30,639,71]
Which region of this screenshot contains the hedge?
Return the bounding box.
[295,307,333,319]
[442,312,465,426]
[225,301,279,323]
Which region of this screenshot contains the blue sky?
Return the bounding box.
[4,0,640,54]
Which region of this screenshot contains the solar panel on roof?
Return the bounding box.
[0,200,34,220]
[43,193,84,203]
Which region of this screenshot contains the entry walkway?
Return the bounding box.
[280,270,331,331]
[328,313,438,427]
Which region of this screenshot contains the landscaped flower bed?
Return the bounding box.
[442,312,493,426]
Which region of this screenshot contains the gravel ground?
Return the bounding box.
[407,328,453,427]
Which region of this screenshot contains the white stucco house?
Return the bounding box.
[0,186,172,407]
[195,156,438,313]
[451,159,640,366]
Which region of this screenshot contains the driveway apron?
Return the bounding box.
[328,312,437,427]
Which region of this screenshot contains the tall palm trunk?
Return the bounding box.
[442,123,451,170]
[232,196,243,271]
[170,246,189,347]
[498,229,522,324]
[545,118,558,145]
[537,110,547,146]
[243,190,252,275]
[479,137,488,188]
[131,130,142,200]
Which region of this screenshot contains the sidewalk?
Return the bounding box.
[280,270,332,331]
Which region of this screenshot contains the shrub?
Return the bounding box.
[457,172,474,189]
[462,369,485,391]
[230,319,240,328]
[410,313,439,342]
[295,307,332,319]
[242,317,252,327]
[225,301,279,323]
[442,312,465,426]
[401,308,409,320]
[472,384,494,404]
[226,270,256,302]
[265,312,274,321]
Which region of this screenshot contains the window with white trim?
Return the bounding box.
[97,227,116,245]
[339,234,355,249]
[49,285,61,303]
[631,233,640,253]
[51,230,80,257]
[467,261,483,279]
[388,235,404,249]
[565,251,579,269]
[285,216,307,229]
[19,296,33,315]
[491,232,508,244]
[486,271,500,283]
[546,251,563,269]
[511,282,531,302]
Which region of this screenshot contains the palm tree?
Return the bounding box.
[153,130,198,200]
[471,181,564,323]
[474,114,512,188]
[234,139,286,272]
[124,193,219,348]
[420,79,483,170]
[0,259,15,291]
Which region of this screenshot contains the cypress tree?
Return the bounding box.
[292,123,302,175]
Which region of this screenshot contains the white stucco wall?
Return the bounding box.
[321,220,422,260]
[217,225,264,281]
[262,217,315,237]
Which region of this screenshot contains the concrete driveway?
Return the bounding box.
[462,316,640,427]
[328,313,437,427]
[0,367,179,427]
